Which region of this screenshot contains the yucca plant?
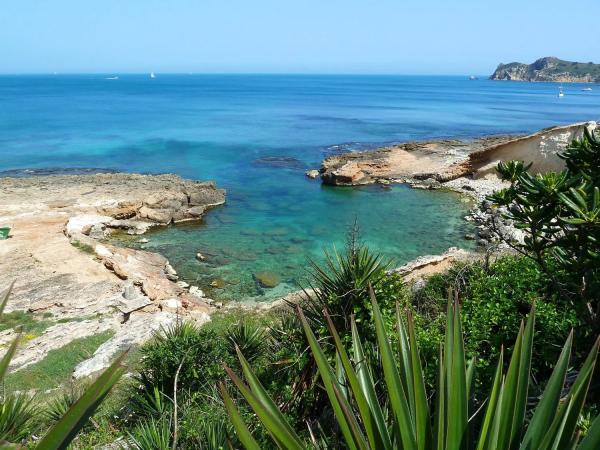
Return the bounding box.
[0,282,126,449]
[222,287,600,449]
[127,418,172,450]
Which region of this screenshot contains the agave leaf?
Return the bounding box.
[224,364,305,450]
[405,309,432,450]
[297,307,367,450]
[234,349,305,449]
[0,335,20,383]
[218,382,261,450]
[476,350,504,450]
[0,281,14,316]
[496,305,535,450]
[552,336,599,449]
[445,296,468,450]
[520,331,573,450]
[433,343,445,450]
[36,351,127,450]
[369,285,417,450]
[325,310,392,450]
[351,317,393,450]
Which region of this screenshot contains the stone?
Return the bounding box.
[464,233,476,240]
[188,187,226,207]
[73,312,183,379]
[196,252,206,261]
[189,286,205,298]
[176,281,190,289]
[118,296,152,314]
[305,169,320,179]
[122,281,138,300]
[161,298,182,309]
[254,271,280,288]
[138,206,173,224]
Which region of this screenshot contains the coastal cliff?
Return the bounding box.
[490,57,600,82]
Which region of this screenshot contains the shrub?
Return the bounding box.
[413,256,579,388]
[223,292,600,449]
[489,127,600,329]
[135,321,235,397]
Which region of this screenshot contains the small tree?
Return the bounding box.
[489,127,600,328]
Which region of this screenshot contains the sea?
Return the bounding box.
[1,74,598,301]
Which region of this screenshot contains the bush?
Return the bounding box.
[489,127,600,328]
[412,256,579,387]
[135,321,235,397]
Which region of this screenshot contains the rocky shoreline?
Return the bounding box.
[0,173,225,378]
[312,121,598,248]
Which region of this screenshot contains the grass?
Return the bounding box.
[71,239,96,255]
[5,330,115,392]
[0,310,56,337]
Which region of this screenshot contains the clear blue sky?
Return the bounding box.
[1,0,598,74]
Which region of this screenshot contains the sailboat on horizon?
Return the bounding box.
[150,72,156,79]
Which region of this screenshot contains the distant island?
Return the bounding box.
[490,57,600,82]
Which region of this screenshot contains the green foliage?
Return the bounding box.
[0,282,126,449]
[0,393,36,442]
[135,321,235,396]
[414,256,579,387]
[44,383,87,424]
[4,330,115,392]
[489,127,600,324]
[128,418,172,450]
[225,319,268,362]
[225,291,600,449]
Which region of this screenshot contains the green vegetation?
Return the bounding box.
[3,131,600,448]
[225,294,600,449]
[0,310,55,339]
[5,330,115,392]
[490,127,600,335]
[0,282,126,449]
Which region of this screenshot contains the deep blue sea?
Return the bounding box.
[1,74,598,301]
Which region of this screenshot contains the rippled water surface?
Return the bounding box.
[1,75,598,300]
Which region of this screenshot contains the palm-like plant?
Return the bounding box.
[0,282,126,449]
[222,287,600,449]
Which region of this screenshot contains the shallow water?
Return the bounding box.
[1,75,598,300]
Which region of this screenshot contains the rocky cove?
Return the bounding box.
[0,121,596,380]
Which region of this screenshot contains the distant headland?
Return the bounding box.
[490,57,600,82]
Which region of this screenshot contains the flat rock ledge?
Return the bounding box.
[0,173,224,380]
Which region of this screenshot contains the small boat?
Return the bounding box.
[0,226,11,240]
[558,86,564,97]
[582,87,593,91]
[469,75,478,80]
[105,76,119,80]
[150,72,156,79]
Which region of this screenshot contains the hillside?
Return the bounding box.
[490,57,600,82]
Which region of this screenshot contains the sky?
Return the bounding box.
[1,0,598,75]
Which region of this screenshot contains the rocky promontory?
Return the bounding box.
[490,57,600,82]
[0,173,225,378]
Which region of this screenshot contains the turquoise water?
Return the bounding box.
[1,75,599,300]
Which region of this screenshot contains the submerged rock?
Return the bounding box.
[254,271,280,288]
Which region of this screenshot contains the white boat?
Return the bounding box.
[582,87,593,91]
[469,75,477,80]
[150,72,156,79]
[558,86,564,97]
[105,76,119,80]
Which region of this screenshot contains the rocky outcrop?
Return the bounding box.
[319,136,513,186]
[490,57,600,83]
[0,173,224,380]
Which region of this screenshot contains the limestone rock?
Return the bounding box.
[73,312,182,379]
[305,169,320,179]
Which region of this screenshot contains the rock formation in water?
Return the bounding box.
[490,57,600,82]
